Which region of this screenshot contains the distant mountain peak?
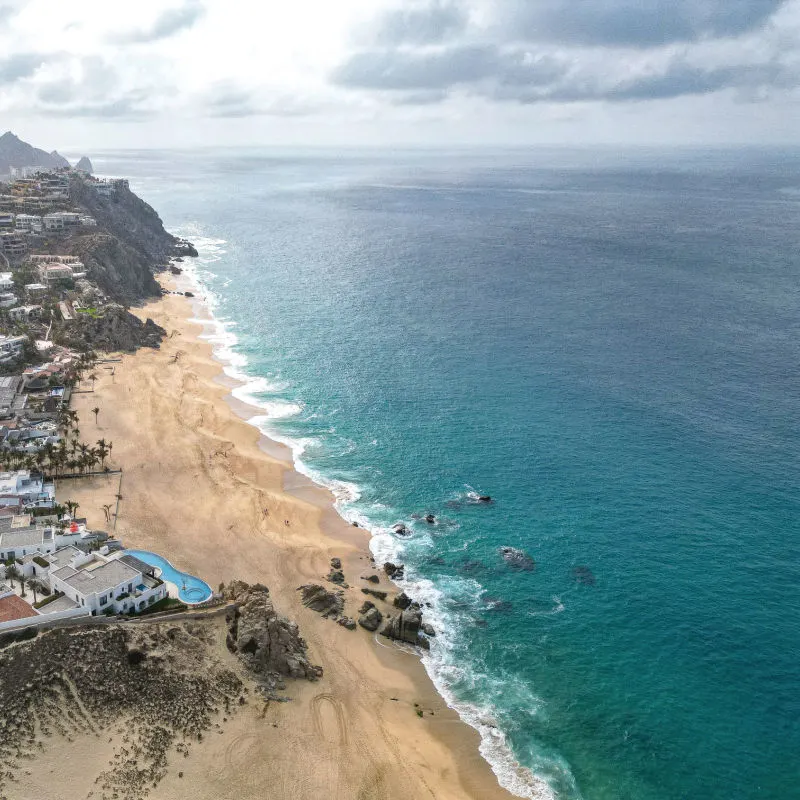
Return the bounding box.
[0,132,70,174]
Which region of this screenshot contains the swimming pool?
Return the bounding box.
[123,550,213,605]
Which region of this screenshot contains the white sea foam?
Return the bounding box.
[170,225,577,800]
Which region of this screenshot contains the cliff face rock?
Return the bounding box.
[70,176,181,268]
[67,233,161,303]
[55,304,166,352]
[223,581,323,691]
[0,132,69,174]
[75,156,93,173]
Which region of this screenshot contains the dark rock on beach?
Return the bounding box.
[327,569,345,585]
[424,514,436,524]
[338,616,357,630]
[361,588,388,601]
[499,546,536,571]
[364,574,380,584]
[393,591,413,610]
[298,584,345,618]
[330,557,342,570]
[358,606,383,632]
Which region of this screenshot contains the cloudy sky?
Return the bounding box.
[1,0,799,150]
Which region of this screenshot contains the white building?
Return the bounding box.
[49,549,167,615]
[25,283,47,298]
[15,214,42,231]
[42,214,64,232]
[0,292,18,308]
[0,471,55,510]
[38,263,74,282]
[0,335,27,364]
[0,272,14,292]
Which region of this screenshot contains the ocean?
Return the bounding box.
[89,147,800,800]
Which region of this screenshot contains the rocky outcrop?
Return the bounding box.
[55,304,166,352]
[75,156,93,173]
[223,581,322,690]
[393,592,413,610]
[499,546,536,571]
[380,607,430,650]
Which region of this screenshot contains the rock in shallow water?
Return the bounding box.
[499,546,536,571]
[383,562,405,579]
[380,608,431,649]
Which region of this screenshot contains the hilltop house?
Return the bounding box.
[24,283,47,298]
[0,272,13,292]
[38,262,73,282]
[7,304,41,323]
[42,213,64,232]
[15,214,42,232]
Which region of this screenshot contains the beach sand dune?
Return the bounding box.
[53,288,518,800]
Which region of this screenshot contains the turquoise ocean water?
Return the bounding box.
[92,148,799,800]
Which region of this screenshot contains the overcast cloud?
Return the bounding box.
[0,0,797,148]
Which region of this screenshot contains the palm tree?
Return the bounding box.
[65,500,79,519]
[96,439,110,470]
[92,406,100,425]
[89,372,97,391]
[5,563,20,588]
[101,503,113,524]
[27,577,43,604]
[19,572,27,598]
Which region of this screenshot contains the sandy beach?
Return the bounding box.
[51,283,519,800]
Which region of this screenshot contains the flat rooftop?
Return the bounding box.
[53,558,139,595]
[0,593,36,623]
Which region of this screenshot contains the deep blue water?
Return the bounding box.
[91,148,800,800]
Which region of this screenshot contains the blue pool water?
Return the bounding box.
[91,148,800,800]
[125,550,213,605]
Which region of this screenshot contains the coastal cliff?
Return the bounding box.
[66,233,163,304]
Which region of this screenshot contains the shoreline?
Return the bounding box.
[61,277,525,800]
[174,262,557,800]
